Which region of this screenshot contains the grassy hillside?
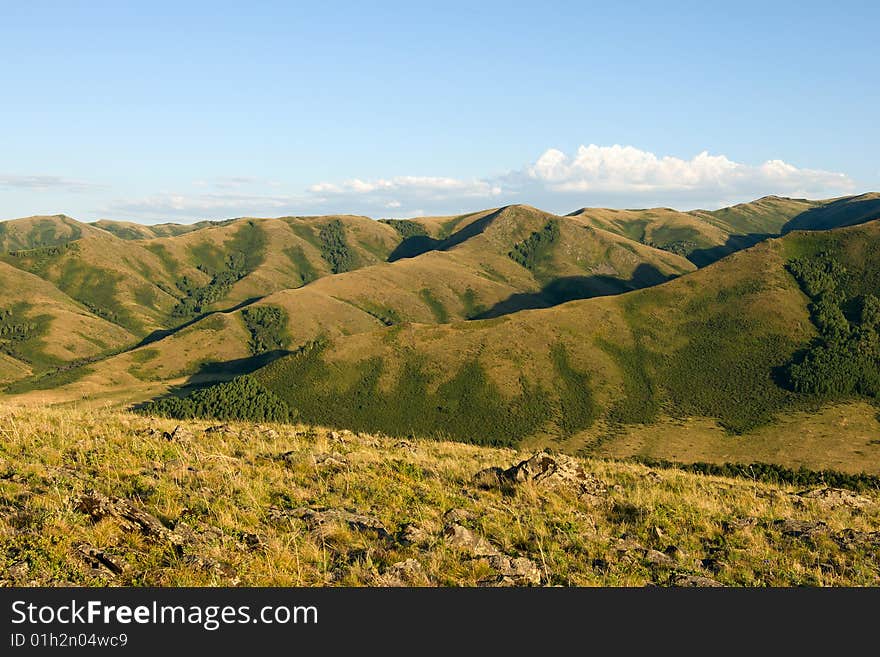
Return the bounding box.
[135,217,880,475]
[575,195,880,267]
[0,260,135,374]
[0,214,105,251]
[92,219,216,240]
[1,404,877,586]
[24,205,697,397]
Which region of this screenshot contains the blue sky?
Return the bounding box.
[1,1,877,222]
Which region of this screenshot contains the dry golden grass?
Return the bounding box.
[1,404,877,587]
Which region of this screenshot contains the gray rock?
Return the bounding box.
[774,518,828,539]
[6,561,30,580]
[75,492,191,547]
[833,528,880,550]
[397,522,431,547]
[280,507,389,539]
[644,549,675,568]
[74,543,126,576]
[795,488,874,510]
[473,452,607,499]
[670,573,724,587]
[482,554,542,586]
[313,453,349,471]
[443,524,498,556]
[164,425,193,441]
[443,508,473,525]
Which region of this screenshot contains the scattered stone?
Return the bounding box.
[329,431,341,442]
[774,518,829,540]
[795,488,874,510]
[240,532,265,551]
[670,573,724,587]
[394,439,417,453]
[74,543,126,576]
[163,425,193,441]
[443,524,498,556]
[313,453,348,471]
[478,554,542,586]
[443,508,473,525]
[472,452,607,500]
[204,424,234,435]
[664,545,687,562]
[721,516,760,532]
[185,555,239,583]
[397,522,432,547]
[6,561,30,580]
[277,507,389,539]
[389,558,422,577]
[74,492,190,546]
[832,529,880,551]
[644,549,675,568]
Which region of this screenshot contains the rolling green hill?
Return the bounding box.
[0,214,104,251]
[5,193,880,478]
[41,204,696,392]
[136,215,880,474]
[574,194,880,267]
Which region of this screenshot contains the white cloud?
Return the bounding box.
[523,145,853,198]
[308,175,500,200]
[0,174,98,192]
[99,145,858,222]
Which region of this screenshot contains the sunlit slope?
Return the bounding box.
[249,221,874,445]
[55,205,697,392]
[0,214,106,251]
[572,194,880,266]
[0,260,136,371]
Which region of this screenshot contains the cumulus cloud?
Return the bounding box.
[307,176,501,200]
[100,145,857,222]
[107,192,309,220]
[520,144,854,201]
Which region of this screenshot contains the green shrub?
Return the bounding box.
[551,344,597,436]
[137,375,292,423]
[633,457,880,493]
[380,219,428,238]
[241,306,289,355]
[419,289,449,323]
[253,342,550,446]
[0,303,58,369]
[785,251,880,399]
[318,220,356,274]
[508,220,559,274]
[171,222,267,319]
[283,245,318,285]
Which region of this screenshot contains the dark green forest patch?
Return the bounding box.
[241,306,289,355]
[318,220,356,274]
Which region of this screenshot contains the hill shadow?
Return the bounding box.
[135,296,263,348]
[387,207,505,262]
[388,235,443,262]
[781,195,880,234]
[131,348,293,409]
[473,264,674,319]
[686,233,771,267]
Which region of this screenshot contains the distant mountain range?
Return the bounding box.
[3,192,880,474]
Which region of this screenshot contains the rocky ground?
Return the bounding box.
[0,405,878,586]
